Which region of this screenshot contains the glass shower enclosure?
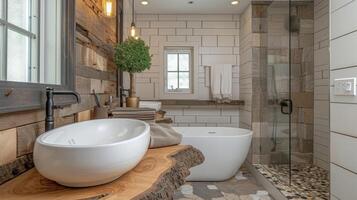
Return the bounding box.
[257,0,314,184]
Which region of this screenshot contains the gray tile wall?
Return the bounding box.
[314,0,330,170]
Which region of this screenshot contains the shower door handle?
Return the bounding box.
[280,99,293,115]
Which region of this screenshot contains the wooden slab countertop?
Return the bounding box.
[0,145,204,200]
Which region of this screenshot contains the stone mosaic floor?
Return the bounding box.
[173,169,272,200]
[254,164,329,200]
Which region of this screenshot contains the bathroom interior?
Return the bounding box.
[0,0,356,199]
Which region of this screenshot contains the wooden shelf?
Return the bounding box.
[0,145,204,200]
[161,100,245,106]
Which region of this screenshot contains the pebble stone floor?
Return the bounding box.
[173,168,273,200]
[254,164,329,200]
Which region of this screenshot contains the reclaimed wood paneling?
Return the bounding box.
[0,0,121,185]
[76,76,92,95]
[0,129,17,165]
[0,154,33,185]
[76,110,93,122]
[76,31,117,73]
[90,79,116,94]
[76,0,117,45]
[55,115,76,127]
[16,122,45,157]
[0,109,73,132]
[77,65,117,81]
[60,95,95,116]
[16,115,75,157]
[0,110,44,131]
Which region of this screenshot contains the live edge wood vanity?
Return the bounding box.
[0,145,204,200]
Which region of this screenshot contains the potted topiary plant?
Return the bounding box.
[114,37,152,107]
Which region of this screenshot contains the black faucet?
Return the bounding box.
[120,88,130,98]
[45,87,81,132]
[119,88,130,107]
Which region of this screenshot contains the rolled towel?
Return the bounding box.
[149,123,182,149]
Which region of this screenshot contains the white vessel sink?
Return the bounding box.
[33,119,150,187]
[139,101,162,111]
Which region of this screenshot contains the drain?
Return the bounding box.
[68,138,76,145]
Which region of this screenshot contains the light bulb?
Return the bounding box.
[130,25,136,37]
[103,0,115,17]
[231,1,239,5]
[141,1,148,5]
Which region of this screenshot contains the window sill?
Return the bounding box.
[0,81,76,114]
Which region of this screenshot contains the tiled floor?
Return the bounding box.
[254,164,329,200]
[173,168,272,200]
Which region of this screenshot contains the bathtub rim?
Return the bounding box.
[173,126,253,138]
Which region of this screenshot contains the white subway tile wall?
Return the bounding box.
[330,0,357,199]
[132,14,240,101]
[164,105,240,128]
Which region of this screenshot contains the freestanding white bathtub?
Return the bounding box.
[173,127,253,181]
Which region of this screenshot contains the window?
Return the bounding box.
[159,42,198,99]
[0,0,75,113]
[164,47,193,93]
[0,0,62,84]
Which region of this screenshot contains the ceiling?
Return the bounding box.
[134,0,250,14]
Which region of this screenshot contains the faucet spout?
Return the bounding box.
[45,87,81,132]
[53,91,81,103]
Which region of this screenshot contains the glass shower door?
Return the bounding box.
[259,0,315,185]
[259,0,293,184]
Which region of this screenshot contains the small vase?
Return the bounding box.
[126,97,140,108]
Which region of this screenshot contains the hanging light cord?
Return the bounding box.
[132,0,135,26]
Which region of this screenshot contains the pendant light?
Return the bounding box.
[102,0,115,17]
[130,0,138,38]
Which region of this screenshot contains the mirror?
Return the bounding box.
[0,0,63,85]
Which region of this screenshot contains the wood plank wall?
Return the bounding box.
[0,0,122,185]
[330,0,357,199]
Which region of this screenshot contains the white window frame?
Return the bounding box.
[159,42,199,100]
[0,0,38,83]
[164,47,193,94]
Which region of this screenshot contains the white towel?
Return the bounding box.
[210,65,222,99]
[210,64,232,102]
[221,64,232,101]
